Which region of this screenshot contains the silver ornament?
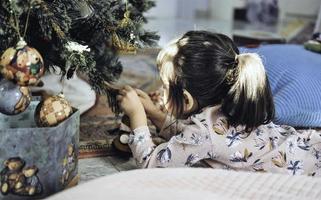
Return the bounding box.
[0,79,31,115]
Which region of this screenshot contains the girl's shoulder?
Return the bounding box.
[194,106,321,145]
[195,106,297,137]
[188,105,229,134]
[193,105,224,123]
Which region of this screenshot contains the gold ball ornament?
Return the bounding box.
[35,94,73,127]
[0,40,45,86]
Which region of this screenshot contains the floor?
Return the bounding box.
[79,156,137,184]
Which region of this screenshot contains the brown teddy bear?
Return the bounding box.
[113,89,166,155]
[0,157,25,195]
[22,166,42,196]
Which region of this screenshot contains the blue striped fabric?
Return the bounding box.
[241,45,321,128]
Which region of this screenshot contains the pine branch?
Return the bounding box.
[0,0,159,113]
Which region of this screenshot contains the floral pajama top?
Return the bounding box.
[128,106,321,176]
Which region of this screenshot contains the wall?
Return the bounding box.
[146,0,210,19]
[145,0,178,18]
[147,0,321,19]
[278,0,321,18]
[315,3,321,32]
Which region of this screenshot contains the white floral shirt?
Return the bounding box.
[128,106,321,176]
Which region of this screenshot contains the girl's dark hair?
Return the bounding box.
[157,31,274,131]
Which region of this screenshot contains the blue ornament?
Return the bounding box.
[0,79,31,115]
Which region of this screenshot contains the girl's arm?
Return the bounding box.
[136,89,186,140]
[128,117,212,168]
[157,114,186,140]
[117,86,211,168]
[145,107,167,130]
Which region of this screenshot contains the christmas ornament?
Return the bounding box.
[119,11,134,28]
[112,32,137,54]
[0,39,45,86]
[0,79,31,115]
[0,0,159,113]
[35,93,73,127]
[111,0,137,54]
[119,0,133,29]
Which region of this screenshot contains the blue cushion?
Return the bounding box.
[241,45,321,128]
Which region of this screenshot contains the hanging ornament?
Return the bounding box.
[0,79,31,115]
[119,10,134,29]
[1,1,44,86]
[118,0,133,29]
[111,0,137,54]
[35,93,73,127]
[0,39,45,86]
[112,32,137,54]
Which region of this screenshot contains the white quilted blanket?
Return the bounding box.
[47,168,321,200]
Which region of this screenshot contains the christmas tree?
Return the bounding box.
[0,0,159,112]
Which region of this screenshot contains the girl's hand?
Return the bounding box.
[149,91,162,104]
[117,86,147,129]
[136,89,167,130]
[135,89,159,117]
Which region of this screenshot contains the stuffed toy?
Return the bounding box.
[113,89,166,156]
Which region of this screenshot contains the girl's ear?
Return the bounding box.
[183,90,197,113]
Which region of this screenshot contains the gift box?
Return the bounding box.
[0,101,79,200]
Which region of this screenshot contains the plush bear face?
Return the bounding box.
[23,165,38,177]
[68,145,74,156]
[23,168,36,178]
[4,158,25,171]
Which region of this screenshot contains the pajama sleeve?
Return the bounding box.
[128,118,212,168]
[158,115,187,140]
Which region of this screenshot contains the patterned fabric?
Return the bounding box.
[129,106,321,176]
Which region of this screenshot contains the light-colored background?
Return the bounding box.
[144,0,321,47]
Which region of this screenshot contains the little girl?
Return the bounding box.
[117,31,321,176]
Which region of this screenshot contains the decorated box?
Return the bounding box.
[0,101,79,200]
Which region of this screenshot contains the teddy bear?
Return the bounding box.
[22,166,42,196]
[61,144,77,186]
[113,89,166,155]
[0,157,25,195]
[67,145,76,172]
[61,157,69,186]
